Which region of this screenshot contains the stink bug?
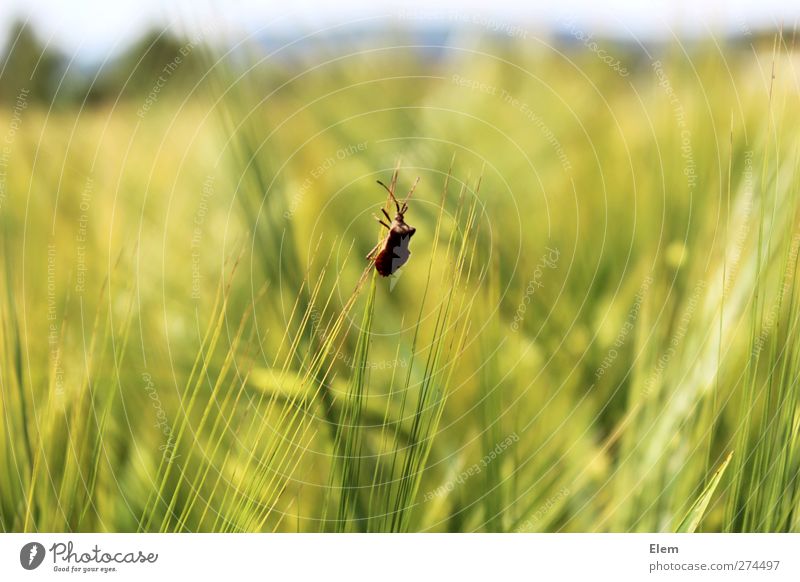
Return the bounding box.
[366,170,420,277]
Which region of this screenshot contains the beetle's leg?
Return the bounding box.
[365,241,382,260]
[381,208,392,222]
[373,214,390,229]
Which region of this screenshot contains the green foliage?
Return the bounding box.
[1,28,800,533]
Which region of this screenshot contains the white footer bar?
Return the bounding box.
[1,533,798,581]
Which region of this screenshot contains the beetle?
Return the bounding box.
[366,171,420,276]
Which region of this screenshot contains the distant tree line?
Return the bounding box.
[0,20,203,106]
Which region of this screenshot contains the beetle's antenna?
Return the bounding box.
[401,177,420,213]
[376,180,392,197]
[377,179,402,213]
[390,160,401,196]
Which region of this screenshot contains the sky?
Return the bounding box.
[0,0,798,58]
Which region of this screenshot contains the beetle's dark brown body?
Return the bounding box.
[366,171,419,277]
[374,219,416,276]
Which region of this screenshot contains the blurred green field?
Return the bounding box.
[1,25,800,532]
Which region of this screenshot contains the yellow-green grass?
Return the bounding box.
[1,33,800,532]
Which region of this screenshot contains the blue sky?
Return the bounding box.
[1,0,798,58]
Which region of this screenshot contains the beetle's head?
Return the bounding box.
[377,175,417,223]
[394,205,408,222]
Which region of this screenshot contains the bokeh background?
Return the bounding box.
[1,0,800,532]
